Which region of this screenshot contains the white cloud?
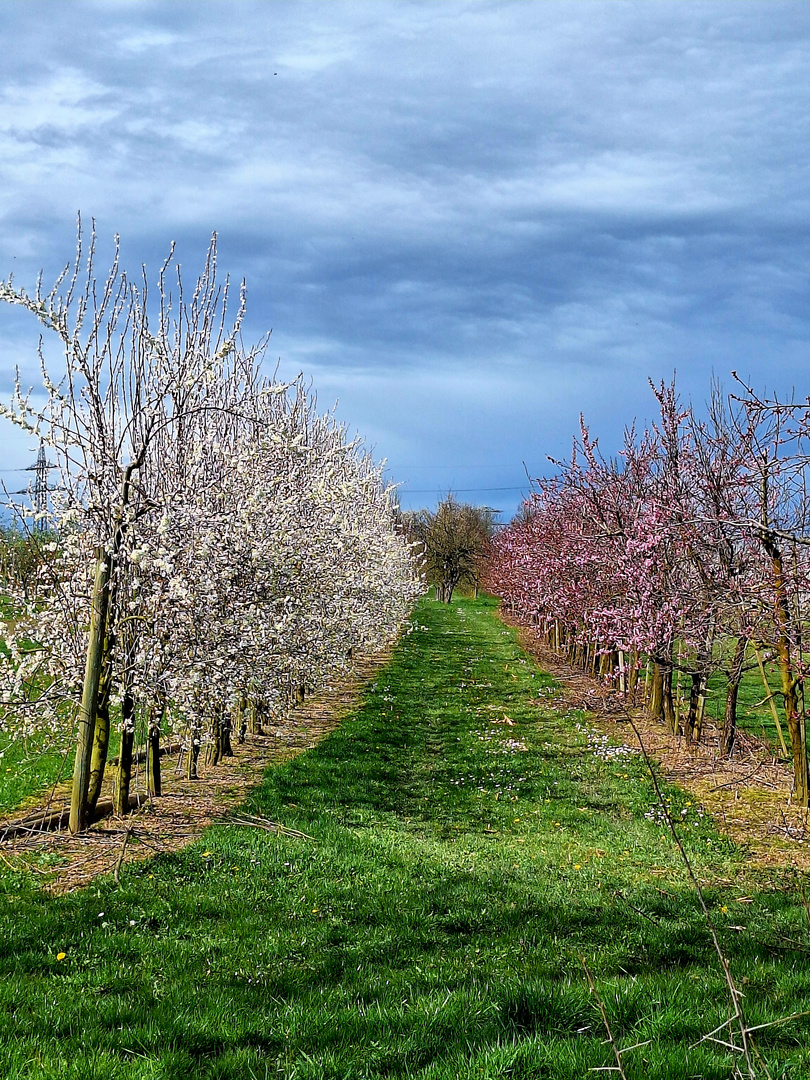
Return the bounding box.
[0,69,117,138]
[3,1,810,511]
[114,28,181,54]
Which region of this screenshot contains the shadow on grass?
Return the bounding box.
[0,598,807,1078]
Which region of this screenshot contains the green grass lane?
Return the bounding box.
[0,596,808,1079]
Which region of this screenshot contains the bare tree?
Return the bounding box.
[404,495,496,603]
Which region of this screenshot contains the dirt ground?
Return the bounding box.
[512,622,810,877]
[0,649,392,894]
[3,616,809,894]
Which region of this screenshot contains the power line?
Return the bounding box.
[399,485,529,494]
[6,441,57,532]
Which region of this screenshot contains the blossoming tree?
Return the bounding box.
[485,378,810,805]
[0,223,420,831]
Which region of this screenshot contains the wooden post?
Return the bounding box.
[69,546,112,834]
[754,647,789,758]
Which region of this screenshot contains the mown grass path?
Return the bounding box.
[0,597,808,1078]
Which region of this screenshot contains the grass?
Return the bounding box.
[0,596,808,1078]
[665,635,799,756]
[0,732,73,817]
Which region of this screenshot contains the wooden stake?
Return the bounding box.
[754,647,789,758]
[69,547,112,834]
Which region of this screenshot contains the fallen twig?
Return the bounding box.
[227,814,315,841]
[113,826,132,884]
[613,890,661,926]
[0,793,145,842]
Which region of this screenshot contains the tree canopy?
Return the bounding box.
[403,495,496,603]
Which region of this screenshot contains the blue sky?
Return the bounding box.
[1,0,810,518]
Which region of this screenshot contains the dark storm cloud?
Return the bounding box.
[2,1,810,511]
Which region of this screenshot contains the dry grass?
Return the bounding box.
[511,621,810,874]
[0,648,392,892]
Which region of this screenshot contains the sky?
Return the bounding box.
[1,0,810,520]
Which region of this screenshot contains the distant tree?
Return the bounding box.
[0,525,56,602]
[404,495,496,603]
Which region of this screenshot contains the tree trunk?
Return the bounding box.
[648,661,664,722]
[186,720,202,780]
[221,709,234,757]
[684,672,703,745]
[114,684,136,815]
[617,651,626,697]
[146,707,162,797]
[764,537,809,804]
[674,647,682,731]
[754,647,789,758]
[227,697,243,752]
[598,649,611,681]
[210,705,223,766]
[69,466,136,834]
[627,651,639,703]
[649,652,677,734]
[685,621,716,746]
[250,700,265,736]
[661,664,678,735]
[69,546,113,834]
[86,671,111,815]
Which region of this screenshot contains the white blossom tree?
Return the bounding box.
[0,222,420,830]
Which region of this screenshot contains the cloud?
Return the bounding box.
[2,1,810,516]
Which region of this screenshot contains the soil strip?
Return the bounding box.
[0,649,392,893]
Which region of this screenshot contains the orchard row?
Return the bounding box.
[486,379,810,806]
[0,226,421,831]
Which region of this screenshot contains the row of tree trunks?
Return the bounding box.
[543,613,807,795]
[647,658,676,736]
[524,611,792,768]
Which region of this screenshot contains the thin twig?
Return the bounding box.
[710,765,765,792]
[113,826,132,884]
[745,1010,810,1035]
[613,890,661,926]
[228,814,315,841]
[581,955,629,1080]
